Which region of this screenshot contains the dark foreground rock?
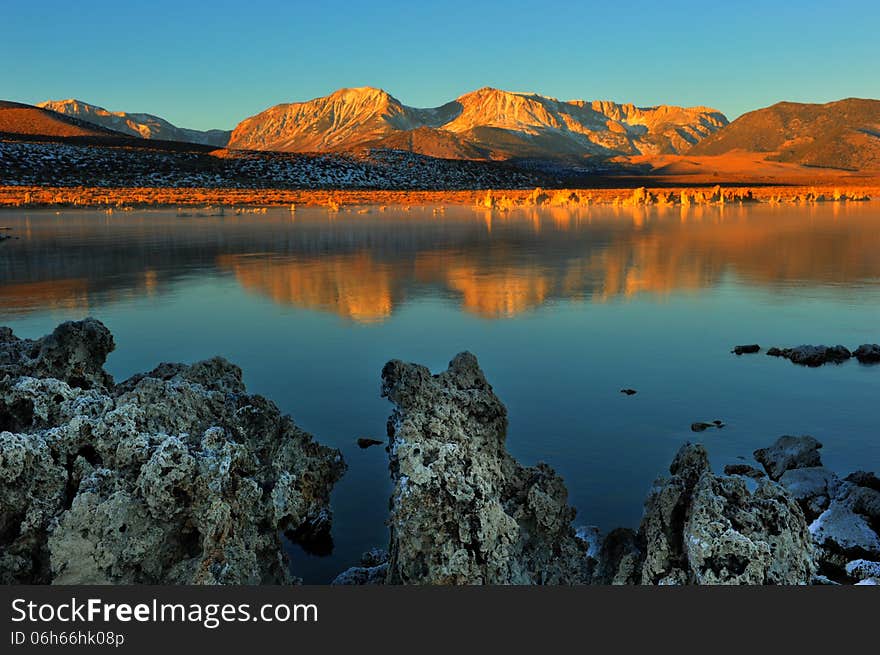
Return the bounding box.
[0,319,345,584]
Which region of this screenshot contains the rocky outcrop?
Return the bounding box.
[351,353,824,586]
[747,437,880,582]
[809,480,880,581]
[379,352,592,584]
[845,559,880,582]
[779,467,840,519]
[754,435,823,480]
[0,319,345,584]
[0,319,114,394]
[639,443,814,585]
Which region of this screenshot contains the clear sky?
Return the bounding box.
[3,0,878,130]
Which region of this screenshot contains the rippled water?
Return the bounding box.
[2,202,880,582]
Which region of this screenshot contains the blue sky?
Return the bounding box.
[2,0,878,130]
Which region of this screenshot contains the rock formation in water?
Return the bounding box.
[5,323,877,586]
[749,438,880,582]
[332,352,871,586]
[0,319,345,584]
[639,443,814,584]
[853,344,880,364]
[379,352,593,584]
[766,345,852,366]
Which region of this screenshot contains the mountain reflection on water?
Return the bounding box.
[2,202,880,320]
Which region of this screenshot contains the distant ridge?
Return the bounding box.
[0,100,126,139]
[38,99,231,147]
[227,86,728,160]
[690,98,880,170]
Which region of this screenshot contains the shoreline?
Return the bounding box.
[0,184,876,210]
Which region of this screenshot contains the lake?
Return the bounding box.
[2,201,879,582]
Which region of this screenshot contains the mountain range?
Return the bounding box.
[3,89,879,172]
[37,99,231,147]
[226,86,729,160]
[0,100,120,139]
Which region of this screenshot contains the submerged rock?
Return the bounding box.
[379,352,591,584]
[639,443,813,585]
[732,344,760,355]
[754,435,823,480]
[356,437,383,449]
[0,319,345,584]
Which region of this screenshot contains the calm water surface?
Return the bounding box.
[2,202,879,582]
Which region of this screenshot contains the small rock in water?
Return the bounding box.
[691,420,724,432]
[853,344,880,364]
[733,344,761,355]
[357,437,384,449]
[620,388,637,396]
